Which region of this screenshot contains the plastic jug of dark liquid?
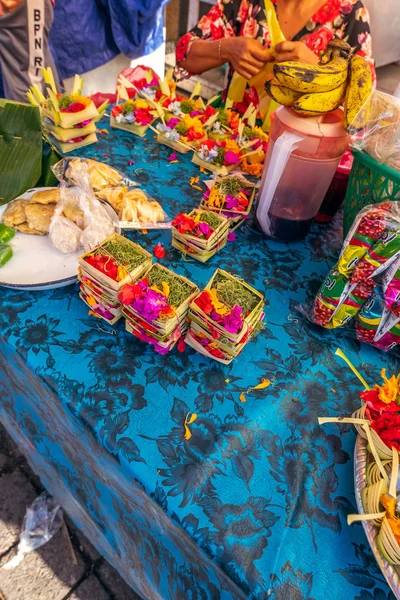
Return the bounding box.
[256,106,348,241]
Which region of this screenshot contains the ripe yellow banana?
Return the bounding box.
[344,54,373,131]
[274,57,349,94]
[320,39,352,64]
[265,79,302,106]
[293,80,347,114]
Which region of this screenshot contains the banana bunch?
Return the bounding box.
[265,39,373,130]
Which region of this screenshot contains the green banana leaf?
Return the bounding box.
[36,139,61,187]
[0,99,42,205]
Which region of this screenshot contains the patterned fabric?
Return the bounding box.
[175,0,375,87]
[0,126,396,600]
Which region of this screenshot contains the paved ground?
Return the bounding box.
[0,424,142,600]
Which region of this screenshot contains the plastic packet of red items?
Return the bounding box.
[307,200,400,352]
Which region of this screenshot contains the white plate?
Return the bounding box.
[0,187,80,291]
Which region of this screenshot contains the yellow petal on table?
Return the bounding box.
[251,379,271,391]
[88,310,102,319]
[184,412,198,440]
[239,392,247,403]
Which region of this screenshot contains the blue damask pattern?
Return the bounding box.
[0,124,397,600]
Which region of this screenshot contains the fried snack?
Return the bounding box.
[15,223,46,235]
[122,189,164,224]
[2,199,29,227]
[25,203,55,233]
[66,158,123,191]
[95,187,127,213]
[62,202,84,229]
[29,188,60,205]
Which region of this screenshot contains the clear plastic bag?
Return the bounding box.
[349,90,400,170]
[49,185,83,254]
[3,492,63,570]
[302,200,400,352]
[52,156,138,191]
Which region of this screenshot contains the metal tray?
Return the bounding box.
[355,435,400,599]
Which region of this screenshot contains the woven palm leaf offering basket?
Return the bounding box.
[186,269,265,364]
[171,209,229,263]
[192,138,243,176]
[319,350,400,586]
[118,263,199,354]
[27,70,107,153]
[201,175,256,223]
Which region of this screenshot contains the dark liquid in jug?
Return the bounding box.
[268,215,313,241]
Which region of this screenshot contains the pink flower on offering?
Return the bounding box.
[223,305,243,334]
[190,111,201,117]
[203,189,211,200]
[167,117,180,129]
[227,232,237,242]
[225,194,239,210]
[198,222,212,238]
[224,151,241,165]
[168,152,178,162]
[211,310,223,323]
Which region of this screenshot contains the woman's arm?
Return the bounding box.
[178,37,272,81]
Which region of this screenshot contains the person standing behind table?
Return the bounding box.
[0,0,60,102]
[175,0,375,113]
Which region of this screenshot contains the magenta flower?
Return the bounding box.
[190,111,201,117]
[198,222,212,238]
[223,305,243,334]
[167,117,180,129]
[224,151,240,165]
[227,232,236,242]
[203,189,210,200]
[225,194,238,210]
[168,152,178,162]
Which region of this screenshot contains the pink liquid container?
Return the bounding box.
[256,107,348,241]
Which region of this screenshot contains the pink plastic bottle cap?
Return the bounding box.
[275,106,347,138]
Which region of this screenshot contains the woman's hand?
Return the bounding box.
[274,41,320,65]
[221,37,273,80]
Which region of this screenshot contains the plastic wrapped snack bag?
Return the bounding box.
[304,200,400,353]
[52,156,138,190]
[49,185,83,254]
[72,161,117,250]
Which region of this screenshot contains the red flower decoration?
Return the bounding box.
[176,33,193,62]
[195,290,213,315]
[305,26,334,55]
[371,411,400,452]
[312,0,341,24]
[177,337,186,352]
[153,243,166,259]
[118,284,143,305]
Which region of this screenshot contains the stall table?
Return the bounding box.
[0,126,397,600]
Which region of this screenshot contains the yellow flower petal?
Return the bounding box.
[251,379,271,391]
[162,281,170,298]
[184,412,198,440]
[239,392,246,403]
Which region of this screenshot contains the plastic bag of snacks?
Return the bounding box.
[52,157,138,191]
[349,91,400,171]
[308,200,400,352]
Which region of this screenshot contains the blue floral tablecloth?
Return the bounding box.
[0,124,398,600]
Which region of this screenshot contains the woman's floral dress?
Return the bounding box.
[175,0,375,88]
